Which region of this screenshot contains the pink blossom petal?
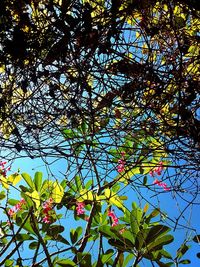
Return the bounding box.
[76,202,85,215]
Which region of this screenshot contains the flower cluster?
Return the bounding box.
[76,202,85,215]
[117,151,126,173]
[149,162,170,191]
[108,209,119,227]
[0,161,11,177]
[153,179,170,191]
[8,198,26,217]
[149,161,164,177]
[42,198,54,224]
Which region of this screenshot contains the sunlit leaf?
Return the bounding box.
[10,173,22,185]
[0,176,9,189]
[51,181,64,203]
[34,172,43,191]
[26,190,40,209]
[22,173,35,189]
[101,249,114,264]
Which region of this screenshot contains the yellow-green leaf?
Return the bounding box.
[0,176,9,189]
[77,189,95,202]
[104,188,124,210]
[51,181,64,203]
[7,174,22,186]
[26,190,40,209]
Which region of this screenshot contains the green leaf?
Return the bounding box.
[47,225,64,236]
[123,167,141,180]
[135,229,150,250]
[55,234,70,245]
[176,244,190,259]
[70,227,82,244]
[56,259,76,267]
[99,225,117,239]
[34,172,43,191]
[179,259,191,264]
[77,252,91,267]
[120,209,131,224]
[110,225,134,243]
[0,190,6,200]
[120,228,135,244]
[130,207,143,237]
[123,254,134,267]
[75,176,82,191]
[63,129,78,138]
[8,199,19,206]
[108,238,132,252]
[21,173,35,189]
[5,259,14,267]
[85,179,92,190]
[145,225,171,244]
[21,219,36,236]
[19,185,31,193]
[80,120,87,134]
[16,233,34,241]
[145,208,160,224]
[146,235,174,252]
[101,249,114,264]
[143,176,147,185]
[159,249,173,259]
[29,241,38,250]
[16,216,23,226]
[21,191,34,207]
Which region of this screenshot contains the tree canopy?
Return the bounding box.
[0,0,200,266]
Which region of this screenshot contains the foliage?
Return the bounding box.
[0,0,199,266]
[0,169,193,266]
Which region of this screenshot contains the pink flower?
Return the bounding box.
[0,160,11,177]
[76,202,85,215]
[108,209,119,227]
[42,215,51,224]
[42,198,54,224]
[117,164,125,173]
[153,179,170,191]
[150,162,164,177]
[8,208,15,217]
[20,198,26,205]
[8,198,26,218]
[149,170,154,177]
[116,152,126,173]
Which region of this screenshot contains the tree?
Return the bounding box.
[0,0,199,266]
